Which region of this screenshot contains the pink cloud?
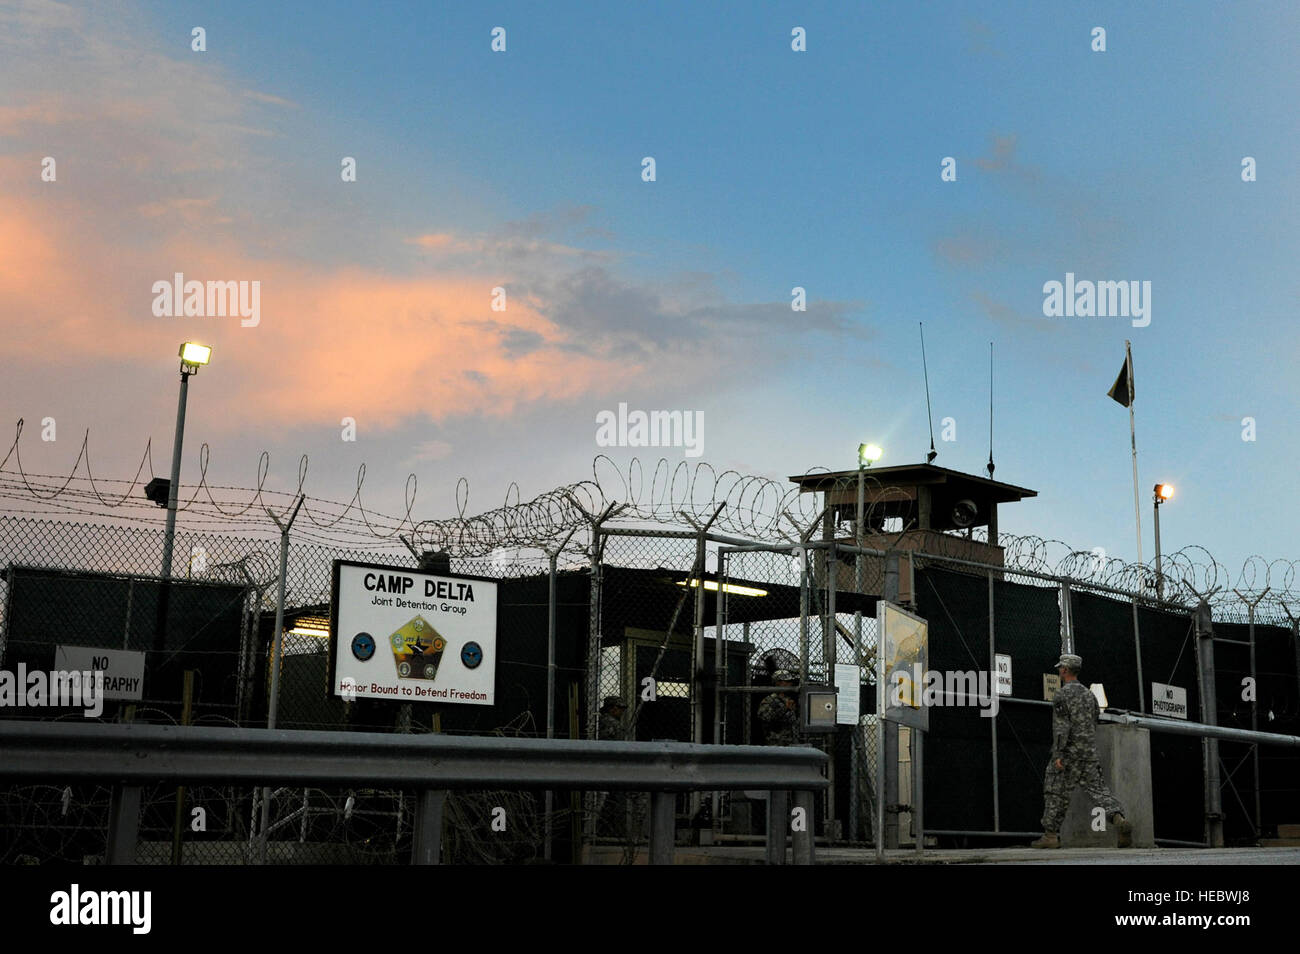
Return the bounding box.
[0,187,641,430]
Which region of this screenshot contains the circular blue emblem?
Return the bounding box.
[461,641,483,669]
[351,632,376,662]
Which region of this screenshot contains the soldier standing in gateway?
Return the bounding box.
[596,696,631,836]
[759,670,800,746]
[598,696,627,741]
[1033,653,1132,848]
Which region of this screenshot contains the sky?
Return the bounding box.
[1,0,1297,576]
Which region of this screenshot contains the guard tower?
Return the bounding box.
[788,463,1037,595]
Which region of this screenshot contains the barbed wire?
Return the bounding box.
[2,420,1297,617]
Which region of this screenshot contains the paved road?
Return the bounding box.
[817,845,1300,865]
[622,845,1300,865]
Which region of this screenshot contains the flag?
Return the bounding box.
[1107,351,1133,407]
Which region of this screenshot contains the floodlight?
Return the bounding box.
[858,443,883,466]
[179,341,212,369]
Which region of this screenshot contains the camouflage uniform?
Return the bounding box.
[1041,679,1125,831]
[598,696,626,741]
[596,697,638,836]
[598,711,623,741]
[758,690,799,746]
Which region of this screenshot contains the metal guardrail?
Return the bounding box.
[1104,712,1300,749]
[0,721,828,865]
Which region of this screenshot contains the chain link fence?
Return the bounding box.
[0,514,591,863]
[4,507,1299,862]
[912,549,1300,846]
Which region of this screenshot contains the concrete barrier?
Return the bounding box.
[1061,724,1154,848]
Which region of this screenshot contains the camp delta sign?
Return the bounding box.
[329,561,498,705]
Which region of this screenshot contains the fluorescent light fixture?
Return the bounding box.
[287,626,331,639]
[677,579,768,597]
[179,341,212,367]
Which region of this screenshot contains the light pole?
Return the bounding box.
[1153,483,1174,601]
[854,442,880,856]
[159,343,211,579]
[856,442,882,529]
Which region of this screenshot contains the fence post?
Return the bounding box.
[1233,588,1268,838]
[988,569,999,833]
[792,790,815,865]
[711,549,727,838]
[1059,580,1073,654]
[766,789,789,865]
[1132,598,1146,713]
[1194,599,1224,848]
[825,539,837,839]
[106,784,142,865]
[259,493,305,863]
[648,791,676,865]
[170,669,195,864]
[682,504,724,825]
[411,789,447,864]
[851,538,864,844]
[544,528,577,862]
[565,498,621,741]
[883,550,899,850]
[565,497,622,850]
[1293,618,1300,708]
[682,504,726,749]
[714,550,727,749]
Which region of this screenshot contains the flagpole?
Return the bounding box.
[1125,339,1144,582]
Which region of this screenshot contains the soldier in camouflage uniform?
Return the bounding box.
[598,696,627,740]
[1032,654,1132,849]
[596,697,630,836]
[758,670,800,746]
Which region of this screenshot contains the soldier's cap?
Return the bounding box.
[772,669,799,683]
[602,696,627,710]
[1053,654,1083,672]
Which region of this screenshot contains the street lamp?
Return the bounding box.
[856,444,883,543]
[159,342,211,579]
[858,443,882,467]
[852,442,881,859]
[1153,483,1174,601]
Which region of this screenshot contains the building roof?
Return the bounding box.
[787,463,1036,504]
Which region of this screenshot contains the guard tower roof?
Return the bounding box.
[788,463,1036,504]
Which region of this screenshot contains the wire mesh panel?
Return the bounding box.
[910,564,996,836]
[718,543,880,846]
[4,502,1300,862]
[1134,603,1204,843]
[1,566,253,724]
[0,512,592,864]
[583,531,702,860]
[1210,607,1300,844]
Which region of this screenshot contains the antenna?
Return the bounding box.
[920,323,937,464]
[987,341,995,478]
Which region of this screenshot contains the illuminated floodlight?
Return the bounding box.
[179,341,212,370]
[677,579,768,598]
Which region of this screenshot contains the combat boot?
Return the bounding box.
[1112,813,1132,848]
[1031,831,1060,849]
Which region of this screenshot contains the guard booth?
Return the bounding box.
[783,463,1038,846]
[787,462,1038,582]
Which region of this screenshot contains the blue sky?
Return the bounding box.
[3,0,1297,576]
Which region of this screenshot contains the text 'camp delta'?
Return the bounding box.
[363,573,475,602]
